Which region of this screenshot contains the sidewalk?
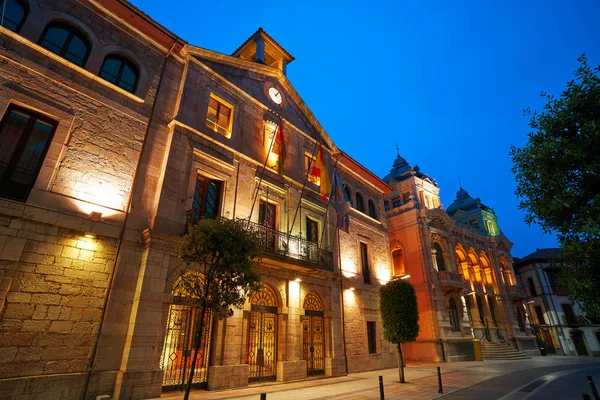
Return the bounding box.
[157,356,600,400]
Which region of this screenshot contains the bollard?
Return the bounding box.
[437,366,443,394]
[260,393,267,400]
[379,375,385,400]
[588,376,600,400]
[583,394,591,400]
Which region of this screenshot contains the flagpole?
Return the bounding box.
[288,140,319,235]
[319,152,342,251]
[248,107,283,223]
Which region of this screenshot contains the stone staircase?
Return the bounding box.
[481,341,531,360]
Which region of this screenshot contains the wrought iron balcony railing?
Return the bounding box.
[185,212,333,272]
[437,271,468,291]
[242,219,333,271]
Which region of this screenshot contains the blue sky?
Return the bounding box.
[131,0,600,257]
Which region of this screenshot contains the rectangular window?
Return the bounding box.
[305,153,320,186]
[392,198,401,208]
[0,105,57,202]
[527,277,537,296]
[191,176,222,223]
[535,305,545,325]
[366,321,377,354]
[360,242,371,284]
[258,200,276,229]
[562,303,577,325]
[206,94,233,138]
[306,217,318,244]
[402,192,410,204]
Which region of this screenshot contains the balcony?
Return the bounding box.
[505,284,526,300]
[437,271,468,291]
[241,220,333,272]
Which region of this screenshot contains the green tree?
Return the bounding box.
[510,55,600,320]
[379,278,419,383]
[177,218,262,400]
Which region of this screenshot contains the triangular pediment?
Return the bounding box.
[185,45,336,151]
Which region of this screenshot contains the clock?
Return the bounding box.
[268,87,283,105]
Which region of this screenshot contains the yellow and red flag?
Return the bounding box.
[311,143,331,201]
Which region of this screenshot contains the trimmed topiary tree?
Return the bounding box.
[379,278,419,383]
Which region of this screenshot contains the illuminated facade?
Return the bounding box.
[0,1,397,398]
[383,154,537,361]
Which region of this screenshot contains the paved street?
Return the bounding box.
[158,356,600,400]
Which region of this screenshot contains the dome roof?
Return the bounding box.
[382,153,429,183]
[446,187,489,216]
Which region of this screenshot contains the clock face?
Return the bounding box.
[268,87,283,105]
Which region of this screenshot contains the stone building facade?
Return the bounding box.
[0,1,397,399]
[382,154,537,362]
[514,248,600,357]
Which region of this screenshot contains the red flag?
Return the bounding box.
[312,143,331,201]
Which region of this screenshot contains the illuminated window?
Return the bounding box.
[0,0,28,32]
[39,22,91,67]
[190,176,221,223]
[306,217,318,244]
[392,249,405,276]
[99,54,139,93]
[206,95,233,138]
[305,153,320,185]
[368,200,378,219]
[0,105,57,202]
[355,192,365,212]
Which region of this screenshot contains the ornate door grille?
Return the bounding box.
[246,285,279,382]
[302,292,325,376]
[247,306,278,382]
[160,301,212,391]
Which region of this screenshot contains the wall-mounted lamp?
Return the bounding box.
[84,232,96,239]
[463,291,475,296]
[349,287,355,291]
[400,274,411,280]
[525,300,535,304]
[88,211,103,222]
[294,276,302,283]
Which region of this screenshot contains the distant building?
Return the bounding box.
[383,154,536,362]
[514,248,600,357]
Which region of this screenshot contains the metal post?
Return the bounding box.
[437,366,443,394]
[588,376,600,400]
[260,394,267,400]
[378,375,385,400]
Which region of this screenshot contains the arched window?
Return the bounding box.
[392,248,405,276]
[0,0,28,32]
[39,22,91,67]
[449,298,461,332]
[99,54,139,93]
[355,192,365,212]
[343,184,352,205]
[368,199,377,219]
[433,242,446,271]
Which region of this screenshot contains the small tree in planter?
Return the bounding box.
[379,278,420,383]
[530,324,547,356]
[177,218,263,400]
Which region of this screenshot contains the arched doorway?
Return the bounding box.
[247,285,279,382]
[160,271,213,391]
[301,292,325,376]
